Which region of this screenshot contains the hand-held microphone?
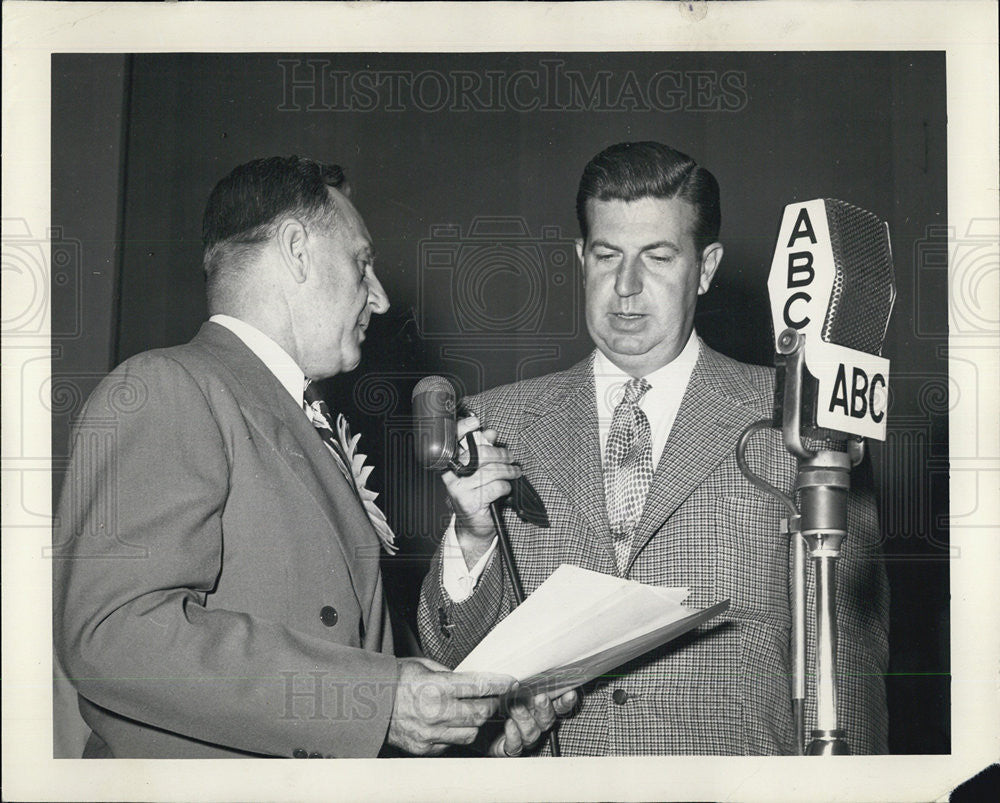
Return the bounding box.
[412,375,461,472]
[411,376,550,527]
[411,375,561,755]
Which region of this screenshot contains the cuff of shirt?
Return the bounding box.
[440,516,498,603]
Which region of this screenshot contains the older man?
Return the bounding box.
[53,156,520,758]
[419,141,889,756]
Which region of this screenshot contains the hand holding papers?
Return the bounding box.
[457,564,729,699]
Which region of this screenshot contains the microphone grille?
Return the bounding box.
[412,375,454,399]
[822,199,896,355]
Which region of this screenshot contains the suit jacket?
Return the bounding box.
[53,322,398,758]
[419,343,889,755]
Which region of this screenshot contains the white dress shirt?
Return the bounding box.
[441,330,702,602]
[209,314,306,407]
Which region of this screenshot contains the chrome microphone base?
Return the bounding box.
[806,729,850,755]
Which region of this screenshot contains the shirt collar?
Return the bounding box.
[209,314,305,406]
[593,327,701,401]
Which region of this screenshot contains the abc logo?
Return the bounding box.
[828,363,887,424]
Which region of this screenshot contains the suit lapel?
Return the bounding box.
[519,355,617,567]
[624,344,766,572]
[191,323,378,611]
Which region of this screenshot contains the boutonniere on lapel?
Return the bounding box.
[305,382,398,555]
[333,414,399,555]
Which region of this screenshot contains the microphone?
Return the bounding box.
[767,198,896,446]
[412,375,459,472]
[411,376,549,527]
[411,376,561,755]
[758,198,896,756]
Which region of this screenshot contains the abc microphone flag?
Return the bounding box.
[767,199,896,441]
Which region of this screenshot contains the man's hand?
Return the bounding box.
[442,415,522,569]
[386,657,516,756]
[489,689,579,757]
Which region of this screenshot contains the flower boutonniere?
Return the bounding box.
[335,413,398,555]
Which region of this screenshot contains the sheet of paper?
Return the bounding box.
[515,601,731,698]
[456,564,729,697]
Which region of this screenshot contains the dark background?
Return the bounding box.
[51,51,950,755]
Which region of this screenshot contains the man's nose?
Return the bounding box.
[614,257,643,297]
[367,273,390,314]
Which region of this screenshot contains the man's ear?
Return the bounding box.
[575,238,586,277]
[276,217,309,284]
[697,242,724,295]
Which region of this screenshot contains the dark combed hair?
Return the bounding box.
[575,141,721,253]
[201,156,348,274]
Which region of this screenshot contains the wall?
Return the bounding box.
[51,53,130,758]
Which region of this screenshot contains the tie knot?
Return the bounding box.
[622,377,651,406]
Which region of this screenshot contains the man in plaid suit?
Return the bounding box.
[418,142,889,756]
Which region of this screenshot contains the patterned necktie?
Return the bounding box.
[303,381,398,555]
[603,377,653,570]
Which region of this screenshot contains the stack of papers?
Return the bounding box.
[457,564,729,699]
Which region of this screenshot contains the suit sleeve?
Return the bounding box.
[417,396,518,667]
[418,546,514,668]
[53,354,399,758]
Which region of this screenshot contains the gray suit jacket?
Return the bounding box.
[53,322,398,758]
[419,343,889,755]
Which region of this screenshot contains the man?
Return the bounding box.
[53,156,529,758]
[418,141,889,755]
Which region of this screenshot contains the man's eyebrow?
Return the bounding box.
[640,240,681,253]
[589,239,681,252]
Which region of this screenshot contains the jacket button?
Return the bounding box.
[292,748,308,758]
[320,606,338,627]
[612,689,629,705]
[438,607,452,638]
[309,752,322,758]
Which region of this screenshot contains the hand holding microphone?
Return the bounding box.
[443,415,523,568]
[412,376,562,755]
[411,375,531,576]
[411,375,549,539]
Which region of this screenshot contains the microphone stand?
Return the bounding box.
[449,435,561,757]
[776,329,862,755]
[489,503,526,602]
[738,330,862,756]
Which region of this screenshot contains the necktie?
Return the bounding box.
[303,381,398,555]
[603,377,653,570]
[304,382,356,489]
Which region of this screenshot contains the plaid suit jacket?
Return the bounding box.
[419,342,889,755]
